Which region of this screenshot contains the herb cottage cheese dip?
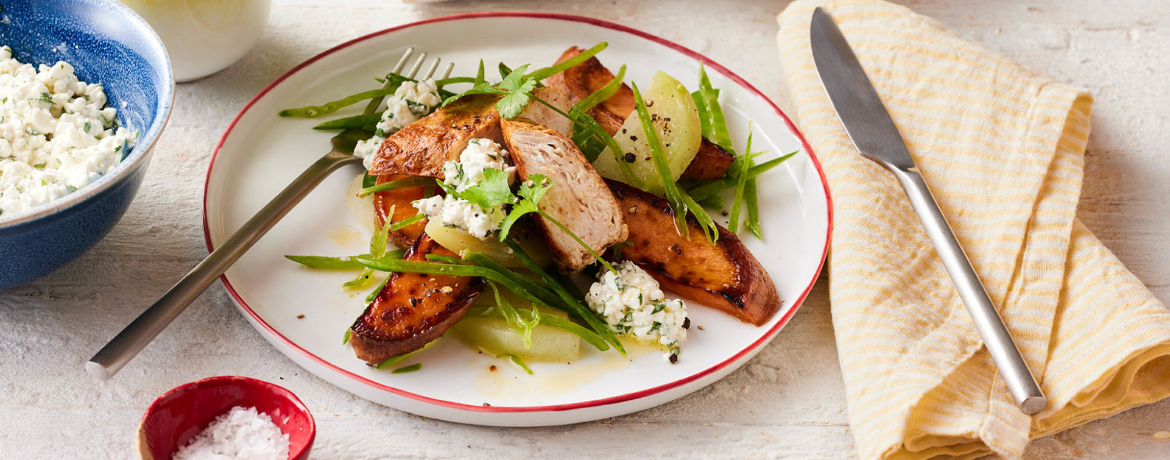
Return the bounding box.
[352,79,442,170]
[586,260,689,362]
[413,138,515,240]
[0,46,135,218]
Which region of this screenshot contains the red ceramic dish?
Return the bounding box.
[136,376,315,460]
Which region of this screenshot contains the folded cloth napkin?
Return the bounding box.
[776,1,1170,458]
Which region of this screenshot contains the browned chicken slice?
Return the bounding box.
[501,118,628,273]
[607,179,781,326]
[517,86,574,137]
[373,174,429,249]
[546,46,634,136]
[350,234,485,365]
[368,94,502,178]
[546,46,734,180]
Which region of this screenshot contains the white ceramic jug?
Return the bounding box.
[119,0,272,82]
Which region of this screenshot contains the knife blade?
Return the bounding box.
[809,6,1047,415]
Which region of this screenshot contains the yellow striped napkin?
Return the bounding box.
[776,1,1170,458]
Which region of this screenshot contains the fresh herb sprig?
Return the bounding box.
[497,175,551,240]
[440,62,536,119]
[446,168,514,208]
[441,43,608,119]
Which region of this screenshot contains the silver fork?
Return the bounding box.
[87,48,454,381]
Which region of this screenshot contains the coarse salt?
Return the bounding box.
[172,406,290,460]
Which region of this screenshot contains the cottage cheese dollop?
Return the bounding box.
[586,260,688,361]
[0,46,135,218]
[352,79,442,170]
[413,138,515,240]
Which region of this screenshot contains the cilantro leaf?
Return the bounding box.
[440,81,503,107]
[498,64,531,92]
[438,61,542,119]
[441,60,504,107]
[497,174,551,240]
[496,64,537,119]
[497,86,535,119]
[457,168,514,208]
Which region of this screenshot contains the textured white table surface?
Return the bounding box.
[2,1,1168,458]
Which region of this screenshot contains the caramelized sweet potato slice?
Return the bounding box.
[373,174,429,249]
[547,46,634,136]
[350,234,485,365]
[607,180,780,326]
[683,139,735,180]
[369,94,502,178]
[546,46,732,181]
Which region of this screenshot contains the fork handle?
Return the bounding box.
[87,151,360,381]
[893,168,1047,415]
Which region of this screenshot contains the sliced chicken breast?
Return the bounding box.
[368,94,502,178]
[500,118,628,273]
[517,86,574,137]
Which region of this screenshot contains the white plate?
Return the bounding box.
[203,13,831,426]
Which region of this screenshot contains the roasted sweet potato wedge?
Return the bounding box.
[683,139,735,180]
[546,46,732,181]
[369,94,502,178]
[350,234,486,365]
[547,46,634,136]
[606,180,780,326]
[372,174,429,249]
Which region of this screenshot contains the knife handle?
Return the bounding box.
[893,168,1047,415]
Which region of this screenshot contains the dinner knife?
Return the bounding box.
[809,7,1046,415]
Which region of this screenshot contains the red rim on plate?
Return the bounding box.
[202,12,833,414]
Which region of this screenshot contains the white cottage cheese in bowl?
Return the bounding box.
[0,46,135,218]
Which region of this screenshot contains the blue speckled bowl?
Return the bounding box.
[0,0,173,290]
